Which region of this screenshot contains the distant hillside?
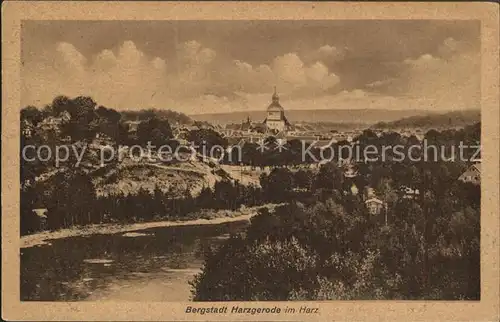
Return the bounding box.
[189,109,430,125]
[372,110,481,129]
[121,108,192,124]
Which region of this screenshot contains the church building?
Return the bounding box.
[263,87,292,133]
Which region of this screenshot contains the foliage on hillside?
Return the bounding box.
[21,97,482,301]
[20,96,254,234]
[191,127,481,301]
[120,108,192,124]
[373,110,480,129]
[21,173,263,234]
[191,166,480,300]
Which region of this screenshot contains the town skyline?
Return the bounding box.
[22,20,480,115]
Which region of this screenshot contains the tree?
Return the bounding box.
[92,105,124,142]
[212,180,240,209]
[188,128,227,158]
[376,178,398,205]
[51,95,72,116]
[96,105,121,124]
[191,235,319,301]
[45,170,97,229]
[191,200,390,301]
[294,169,312,190]
[21,106,43,126]
[57,96,98,141]
[260,168,294,202]
[136,116,173,146]
[312,163,344,193]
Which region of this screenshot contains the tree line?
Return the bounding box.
[21,97,482,301]
[191,158,481,300]
[20,172,264,235]
[190,122,481,301]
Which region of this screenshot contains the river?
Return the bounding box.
[21,220,249,301]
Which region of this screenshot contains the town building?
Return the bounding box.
[93,132,113,146]
[37,111,71,136]
[458,163,481,185]
[124,120,141,134]
[365,197,386,216]
[32,208,48,231]
[240,116,253,133]
[263,87,292,134]
[400,186,420,200]
[364,187,376,200]
[344,165,358,178]
[362,187,389,224]
[225,138,247,154]
[22,119,34,138]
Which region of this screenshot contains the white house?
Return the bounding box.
[365,197,386,216]
[32,208,48,230]
[400,186,420,199]
[458,163,481,185]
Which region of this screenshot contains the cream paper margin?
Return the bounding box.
[2,2,499,321]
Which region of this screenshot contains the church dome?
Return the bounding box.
[267,102,284,112]
[267,86,284,111]
[272,91,279,101]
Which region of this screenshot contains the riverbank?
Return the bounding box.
[21,204,278,249]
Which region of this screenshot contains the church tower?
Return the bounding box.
[264,87,289,133]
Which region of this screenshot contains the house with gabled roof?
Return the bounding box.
[458,163,481,185]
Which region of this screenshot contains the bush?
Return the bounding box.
[191,193,480,300]
[191,236,319,301]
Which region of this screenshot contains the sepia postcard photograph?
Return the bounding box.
[2,1,499,321]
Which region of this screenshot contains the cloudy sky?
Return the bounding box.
[21,20,480,114]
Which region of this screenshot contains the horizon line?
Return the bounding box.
[187,107,481,116]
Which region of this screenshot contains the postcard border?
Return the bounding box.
[2,2,499,321]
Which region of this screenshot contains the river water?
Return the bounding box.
[21,220,249,301]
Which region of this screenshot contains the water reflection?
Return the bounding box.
[21,220,248,301]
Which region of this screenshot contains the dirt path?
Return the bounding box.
[21,211,256,249]
[20,204,284,249]
[148,163,207,175]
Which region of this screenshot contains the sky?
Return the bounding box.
[21,20,480,115]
